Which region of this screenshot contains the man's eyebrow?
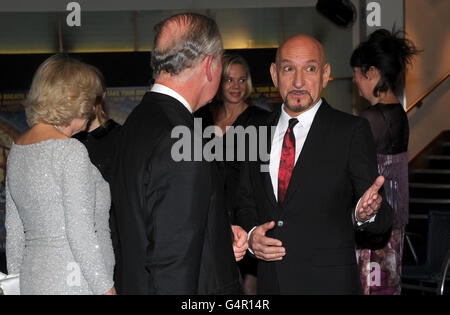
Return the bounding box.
[279,59,320,64]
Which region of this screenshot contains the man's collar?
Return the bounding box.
[280,98,322,128]
[150,83,193,114]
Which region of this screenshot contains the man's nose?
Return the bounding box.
[293,70,304,88]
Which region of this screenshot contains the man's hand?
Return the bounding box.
[104,286,116,295]
[356,175,384,222]
[231,225,248,262]
[249,221,285,262]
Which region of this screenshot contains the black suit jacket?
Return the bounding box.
[110,92,241,294]
[235,100,393,294]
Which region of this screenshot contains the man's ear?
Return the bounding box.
[270,63,278,88]
[205,55,215,82]
[322,63,331,88]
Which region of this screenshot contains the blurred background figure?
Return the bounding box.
[6,54,115,295]
[195,53,264,295]
[72,66,121,287]
[351,29,419,295]
[73,66,121,183]
[197,54,255,134]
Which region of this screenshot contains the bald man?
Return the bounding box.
[110,13,245,294]
[235,35,393,294]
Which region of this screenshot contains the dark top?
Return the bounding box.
[195,103,269,223]
[359,103,409,155]
[73,119,121,182]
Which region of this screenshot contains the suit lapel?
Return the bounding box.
[282,101,332,206]
[259,109,281,211]
[261,167,278,210]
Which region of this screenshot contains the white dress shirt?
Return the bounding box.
[151,83,193,114]
[269,99,322,200]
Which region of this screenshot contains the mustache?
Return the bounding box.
[287,90,311,97]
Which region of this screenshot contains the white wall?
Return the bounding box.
[405,0,450,160]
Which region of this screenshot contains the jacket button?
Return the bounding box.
[277,220,284,227]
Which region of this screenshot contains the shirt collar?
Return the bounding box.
[150,83,193,114]
[280,98,322,129]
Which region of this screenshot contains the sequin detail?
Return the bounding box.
[5,138,114,295]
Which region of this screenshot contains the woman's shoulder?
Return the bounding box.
[105,119,121,131]
[382,103,407,116]
[90,119,122,139]
[12,137,83,151]
[10,139,90,173]
[369,103,407,121]
[56,138,90,160]
[359,104,385,121]
[237,104,272,126]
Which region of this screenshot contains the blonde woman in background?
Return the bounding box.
[72,65,121,183]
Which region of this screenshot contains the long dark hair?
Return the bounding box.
[350,29,420,97]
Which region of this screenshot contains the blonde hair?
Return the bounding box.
[217,54,253,101]
[24,54,103,127]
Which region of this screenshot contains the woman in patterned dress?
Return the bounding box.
[351,29,419,295]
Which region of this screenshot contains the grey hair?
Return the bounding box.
[151,13,223,79]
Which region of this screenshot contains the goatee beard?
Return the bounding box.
[285,93,314,114]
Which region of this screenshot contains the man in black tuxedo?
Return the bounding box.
[110,13,247,294]
[235,34,393,294]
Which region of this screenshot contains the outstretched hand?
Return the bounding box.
[356,175,384,222]
[249,221,286,262]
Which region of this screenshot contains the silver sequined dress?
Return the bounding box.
[5,138,115,295]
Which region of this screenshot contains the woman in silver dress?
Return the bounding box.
[5,54,116,295]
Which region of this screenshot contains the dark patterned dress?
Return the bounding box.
[357,103,409,295]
